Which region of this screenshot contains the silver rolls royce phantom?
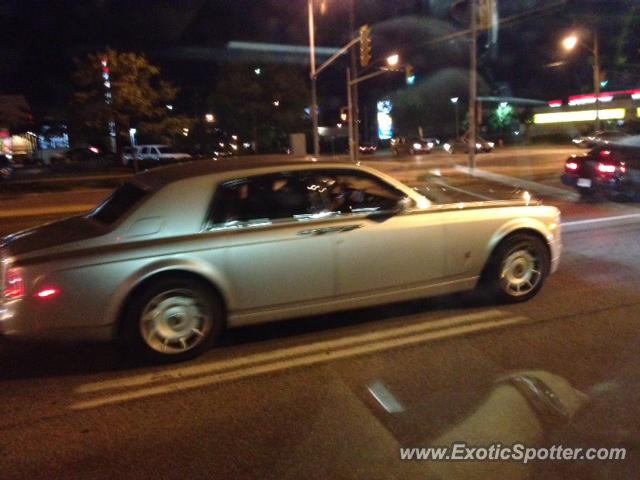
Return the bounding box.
[0,160,561,361]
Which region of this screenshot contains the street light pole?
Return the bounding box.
[468,0,478,172]
[308,0,320,157]
[349,0,359,162]
[451,97,460,137]
[347,67,355,162]
[593,31,601,131]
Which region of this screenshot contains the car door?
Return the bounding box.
[208,172,335,312]
[308,169,445,297]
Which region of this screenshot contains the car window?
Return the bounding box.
[157,147,177,154]
[306,170,407,215]
[208,173,325,228]
[140,147,149,155]
[91,183,148,225]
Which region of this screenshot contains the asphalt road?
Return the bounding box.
[2,146,640,479]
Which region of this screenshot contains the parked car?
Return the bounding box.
[391,137,434,155]
[572,130,630,148]
[562,145,640,199]
[136,145,192,169]
[358,142,378,155]
[0,154,14,179]
[0,159,561,361]
[444,134,495,154]
[121,146,139,167]
[51,145,103,163]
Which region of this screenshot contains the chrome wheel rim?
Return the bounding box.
[499,245,542,297]
[140,289,211,354]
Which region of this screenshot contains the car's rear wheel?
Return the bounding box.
[123,276,223,362]
[483,233,549,303]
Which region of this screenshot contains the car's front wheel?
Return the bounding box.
[123,276,223,362]
[483,233,549,303]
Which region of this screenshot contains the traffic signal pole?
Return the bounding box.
[308,0,320,157]
[349,0,359,163]
[347,68,355,162]
[468,0,478,172]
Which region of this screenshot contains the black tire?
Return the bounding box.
[481,233,550,303]
[122,276,224,362]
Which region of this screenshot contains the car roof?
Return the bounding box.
[134,158,369,190]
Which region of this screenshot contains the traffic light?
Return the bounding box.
[405,64,415,85]
[359,25,372,68]
[340,106,349,122]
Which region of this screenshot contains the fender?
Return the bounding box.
[104,256,235,328]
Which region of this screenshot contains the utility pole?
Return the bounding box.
[349,0,359,162]
[347,68,355,162]
[308,0,320,156]
[468,0,478,172]
[593,30,601,132]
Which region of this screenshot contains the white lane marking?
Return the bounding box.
[367,380,405,413]
[454,165,578,200]
[71,314,528,410]
[563,213,640,229]
[77,310,509,394]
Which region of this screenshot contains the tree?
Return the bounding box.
[488,102,514,133]
[616,6,640,68]
[210,64,309,153]
[72,49,187,150]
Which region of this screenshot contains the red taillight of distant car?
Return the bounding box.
[565,161,579,171]
[597,163,617,174]
[36,287,59,299]
[4,267,25,300]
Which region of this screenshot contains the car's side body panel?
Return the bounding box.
[0,161,561,342]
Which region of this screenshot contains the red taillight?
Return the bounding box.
[597,163,617,174]
[36,287,59,299]
[600,150,611,157]
[4,267,25,300]
[565,161,579,171]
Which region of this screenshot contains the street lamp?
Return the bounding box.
[450,97,460,137]
[561,35,578,51]
[561,31,601,130]
[308,0,320,157]
[386,53,400,67]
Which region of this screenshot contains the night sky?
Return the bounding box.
[0,0,636,119]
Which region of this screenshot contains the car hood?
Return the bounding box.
[1,216,108,258]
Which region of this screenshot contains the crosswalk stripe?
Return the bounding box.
[76,309,509,395]
[71,313,529,410]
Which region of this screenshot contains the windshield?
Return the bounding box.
[3,2,640,479]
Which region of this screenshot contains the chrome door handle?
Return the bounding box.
[297,224,363,236]
[338,224,364,233]
[297,227,338,236]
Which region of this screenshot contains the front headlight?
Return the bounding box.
[476,143,482,149]
[413,142,422,150]
[443,143,451,151]
[427,142,434,148]
[488,141,495,148]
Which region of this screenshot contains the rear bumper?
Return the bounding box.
[0,299,116,342]
[562,173,631,196]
